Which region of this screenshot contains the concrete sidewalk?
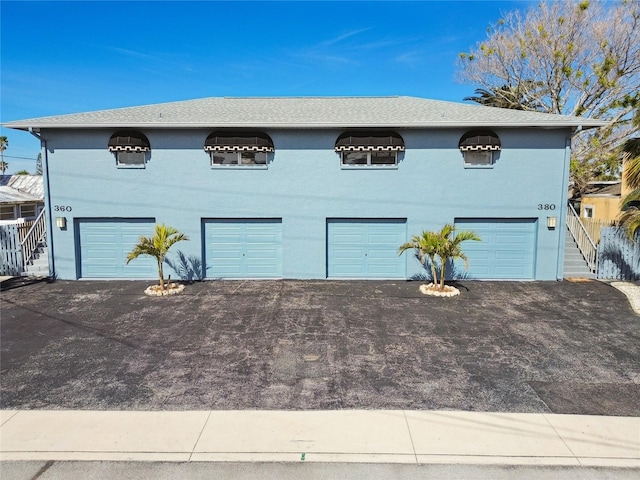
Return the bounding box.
[1,410,638,467]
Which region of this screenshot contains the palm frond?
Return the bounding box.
[619,206,640,241]
[453,230,482,243]
[621,189,640,210]
[622,137,640,190]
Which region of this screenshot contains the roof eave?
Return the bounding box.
[3,121,607,130]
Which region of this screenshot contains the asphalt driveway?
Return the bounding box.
[1,279,639,415]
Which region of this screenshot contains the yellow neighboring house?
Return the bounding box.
[579,164,634,223]
[579,181,621,222]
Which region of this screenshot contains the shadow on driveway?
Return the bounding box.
[1,280,639,415]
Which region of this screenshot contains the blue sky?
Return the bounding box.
[1,0,529,174]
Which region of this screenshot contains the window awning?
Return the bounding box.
[458,130,501,152]
[108,131,151,152]
[204,132,274,152]
[335,131,405,152]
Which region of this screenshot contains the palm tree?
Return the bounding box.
[398,230,440,282]
[619,137,640,241]
[399,224,481,290]
[463,82,545,111]
[435,224,481,290]
[126,224,189,291]
[0,136,8,175]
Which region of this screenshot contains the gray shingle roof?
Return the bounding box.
[3,96,607,130]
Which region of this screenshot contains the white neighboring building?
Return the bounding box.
[0,175,44,224]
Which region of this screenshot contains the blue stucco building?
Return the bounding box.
[4,96,605,281]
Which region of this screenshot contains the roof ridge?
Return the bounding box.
[222,95,403,99]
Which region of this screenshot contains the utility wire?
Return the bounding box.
[0,155,38,161]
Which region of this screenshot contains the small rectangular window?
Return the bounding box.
[117,151,146,168]
[19,204,37,218]
[341,151,397,167]
[241,151,267,165]
[211,151,267,167]
[582,206,595,219]
[463,151,494,167]
[1,205,15,220]
[342,151,368,165]
[212,152,238,165]
[371,152,396,165]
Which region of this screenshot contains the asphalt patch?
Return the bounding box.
[528,382,640,416]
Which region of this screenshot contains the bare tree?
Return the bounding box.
[457,1,640,195]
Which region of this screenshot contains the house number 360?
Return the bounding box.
[537,204,556,210]
[54,205,73,212]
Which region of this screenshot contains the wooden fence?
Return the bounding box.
[0,221,32,275]
[580,217,616,245]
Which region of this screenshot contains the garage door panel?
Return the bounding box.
[369,233,400,243]
[495,250,527,260]
[467,265,491,275]
[246,264,279,275]
[334,234,366,244]
[204,219,282,278]
[368,264,401,275]
[327,219,406,279]
[245,247,278,259]
[86,234,119,244]
[78,219,156,279]
[333,247,365,258]
[332,263,366,276]
[455,218,536,280]
[210,249,243,259]
[122,233,144,243]
[84,265,118,277]
[368,248,397,259]
[462,247,490,260]
[496,234,529,244]
[245,234,278,244]
[495,265,529,276]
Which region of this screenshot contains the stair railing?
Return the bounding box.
[20,208,47,273]
[566,202,597,272]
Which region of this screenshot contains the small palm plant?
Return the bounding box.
[399,224,480,291]
[398,230,441,283]
[435,224,481,290]
[126,223,189,291]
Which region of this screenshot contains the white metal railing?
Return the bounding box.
[20,209,47,271]
[566,202,597,272]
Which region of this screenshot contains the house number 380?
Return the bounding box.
[54,205,73,212]
[537,204,556,210]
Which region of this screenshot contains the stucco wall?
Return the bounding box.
[41,127,571,280]
[580,196,621,223]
